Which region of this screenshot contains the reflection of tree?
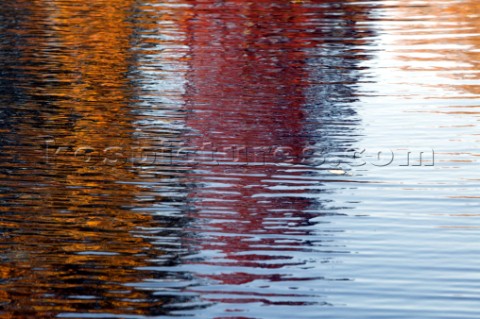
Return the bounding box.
[0,0,376,316]
[0,0,189,317]
[182,0,372,308]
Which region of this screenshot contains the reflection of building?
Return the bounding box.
[182,0,372,307]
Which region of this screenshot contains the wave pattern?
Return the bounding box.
[0,0,479,318]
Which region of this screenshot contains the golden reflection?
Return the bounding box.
[393,0,480,95]
[0,0,181,317]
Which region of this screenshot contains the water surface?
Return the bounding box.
[1,0,480,318]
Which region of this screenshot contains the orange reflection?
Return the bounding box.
[393,0,480,95]
[0,0,176,317]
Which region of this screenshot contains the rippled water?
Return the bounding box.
[1,0,480,318]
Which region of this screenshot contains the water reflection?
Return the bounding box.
[0,0,187,317]
[334,1,480,318]
[178,0,373,316]
[389,0,480,91]
[0,0,375,318]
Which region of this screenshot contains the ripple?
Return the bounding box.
[1,0,480,318]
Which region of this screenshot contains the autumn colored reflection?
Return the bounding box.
[383,0,480,175]
[390,0,480,95]
[182,0,372,310]
[0,0,377,318]
[0,0,464,317]
[0,0,188,317]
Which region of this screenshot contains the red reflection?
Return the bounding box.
[183,0,328,289]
